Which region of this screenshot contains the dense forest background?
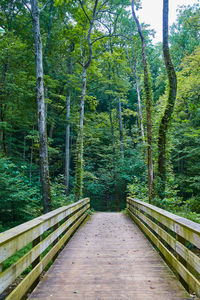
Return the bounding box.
[0,0,200,230]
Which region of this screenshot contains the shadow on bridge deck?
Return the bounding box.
[29,212,192,300]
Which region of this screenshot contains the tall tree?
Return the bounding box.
[131,0,154,203]
[65,42,74,194]
[75,0,108,199]
[157,0,177,198]
[118,97,124,160]
[30,0,51,212]
[125,41,145,142]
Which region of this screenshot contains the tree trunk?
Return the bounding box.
[109,102,120,211]
[65,86,71,194]
[0,105,7,155]
[65,43,74,194]
[131,0,154,203]
[125,43,145,142]
[75,62,86,200]
[31,0,51,213]
[131,42,145,142]
[74,0,98,200]
[157,0,177,198]
[30,139,33,183]
[0,61,8,155]
[118,98,124,160]
[109,103,115,159]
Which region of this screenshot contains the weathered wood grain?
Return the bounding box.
[127,197,200,248]
[6,211,88,300]
[29,213,191,300]
[0,204,89,294]
[128,203,200,274]
[0,198,89,263]
[0,198,89,299]
[128,207,200,297]
[127,198,200,297]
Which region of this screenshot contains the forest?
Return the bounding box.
[0,0,200,231]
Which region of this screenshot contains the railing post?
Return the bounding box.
[32,235,41,269]
[53,223,59,261]
[176,233,189,291]
[32,235,41,287]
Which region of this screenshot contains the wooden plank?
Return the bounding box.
[6,211,89,300]
[0,198,89,244]
[129,204,176,248]
[127,197,200,248]
[0,198,89,263]
[129,204,200,275]
[29,212,190,300]
[128,208,200,297]
[128,197,200,232]
[0,204,89,294]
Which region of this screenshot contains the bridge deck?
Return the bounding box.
[29,212,192,300]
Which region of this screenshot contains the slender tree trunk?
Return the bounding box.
[118,98,124,160]
[0,62,8,155]
[65,86,71,194]
[31,0,51,213]
[157,0,177,198]
[75,60,86,200]
[74,0,98,200]
[43,0,53,141]
[30,139,33,183]
[131,43,145,142]
[109,103,115,159]
[109,101,120,211]
[125,43,145,142]
[49,122,54,139]
[131,0,154,203]
[65,43,74,194]
[0,106,7,155]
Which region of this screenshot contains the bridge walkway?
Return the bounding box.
[29,212,191,300]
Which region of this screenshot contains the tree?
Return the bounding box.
[74,0,110,199]
[125,40,145,142]
[30,0,51,212]
[170,3,200,68]
[65,42,74,194]
[131,0,154,203]
[171,47,200,203]
[157,0,177,199]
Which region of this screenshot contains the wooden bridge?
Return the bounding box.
[0,198,200,299]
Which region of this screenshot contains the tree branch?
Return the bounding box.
[22,0,31,13]
[78,0,91,24]
[84,0,98,69]
[40,0,51,13]
[91,35,109,44]
[96,0,109,15]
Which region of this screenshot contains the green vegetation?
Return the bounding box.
[0,0,200,230]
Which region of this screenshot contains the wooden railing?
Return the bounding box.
[0,198,90,300]
[127,197,200,297]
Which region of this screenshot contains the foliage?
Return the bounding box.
[0,157,41,229]
[0,0,200,231]
[51,175,75,208]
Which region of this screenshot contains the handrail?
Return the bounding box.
[127,197,200,297]
[0,198,90,300]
